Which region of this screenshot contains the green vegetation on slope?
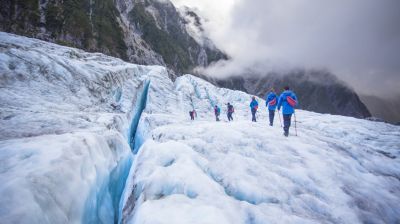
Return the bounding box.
[0,0,226,72]
[129,3,192,72]
[0,0,127,60]
[46,0,127,60]
[92,0,127,59]
[0,0,40,36]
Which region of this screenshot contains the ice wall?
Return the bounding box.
[0,32,167,224]
[129,80,151,153]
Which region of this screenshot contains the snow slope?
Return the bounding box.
[1,32,399,224]
[120,75,400,224]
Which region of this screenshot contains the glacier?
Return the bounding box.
[120,75,400,224]
[0,32,166,223]
[0,32,399,224]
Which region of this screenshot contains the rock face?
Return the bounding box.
[0,0,226,74]
[360,94,400,124]
[0,0,129,60]
[209,70,371,118]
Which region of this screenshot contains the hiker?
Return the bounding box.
[265,88,277,126]
[227,103,234,121]
[249,96,258,122]
[214,105,221,121]
[277,86,298,137]
[189,109,197,120]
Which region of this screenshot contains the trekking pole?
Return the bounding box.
[294,111,298,136]
[278,110,282,127]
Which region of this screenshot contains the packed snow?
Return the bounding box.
[121,75,400,224]
[0,32,399,224]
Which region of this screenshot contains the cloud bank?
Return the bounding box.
[171,0,400,97]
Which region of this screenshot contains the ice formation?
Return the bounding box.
[0,32,399,224]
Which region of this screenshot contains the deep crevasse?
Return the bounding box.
[83,79,152,224]
[0,32,168,224]
[129,80,151,154]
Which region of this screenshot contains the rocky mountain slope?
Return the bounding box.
[360,94,400,124]
[0,0,226,74]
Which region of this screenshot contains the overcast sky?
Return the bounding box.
[171,0,400,97]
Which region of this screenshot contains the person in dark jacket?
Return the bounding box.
[265,88,278,126]
[277,86,298,137]
[214,105,221,121]
[189,111,194,120]
[227,103,234,121]
[189,109,197,120]
[249,96,258,122]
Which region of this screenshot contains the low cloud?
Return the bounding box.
[172,0,400,97]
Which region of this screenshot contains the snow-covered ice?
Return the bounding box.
[0,32,170,223]
[120,75,400,224]
[0,32,399,224]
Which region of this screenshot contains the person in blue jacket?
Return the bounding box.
[277,86,298,137]
[265,88,278,126]
[249,96,258,122]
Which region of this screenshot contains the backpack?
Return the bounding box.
[269,97,277,106]
[286,96,297,107]
[228,105,234,113]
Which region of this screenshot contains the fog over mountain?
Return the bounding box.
[171,0,400,98]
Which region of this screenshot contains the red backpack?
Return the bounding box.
[269,98,277,106]
[228,105,234,113]
[286,96,297,107]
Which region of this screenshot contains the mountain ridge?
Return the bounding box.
[360,94,400,124]
[203,70,372,119]
[0,0,227,74]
